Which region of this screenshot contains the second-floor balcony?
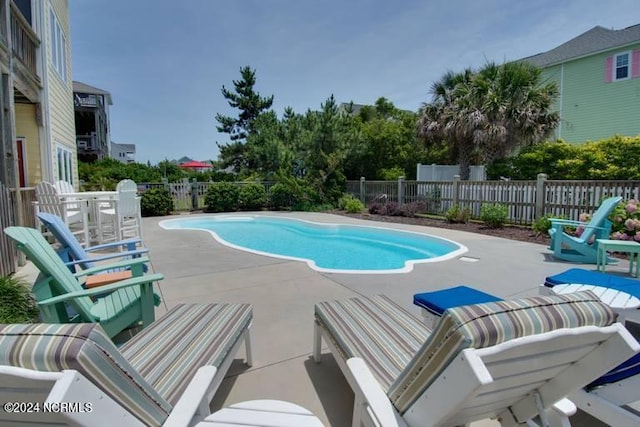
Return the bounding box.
[10,2,38,78]
[0,1,42,102]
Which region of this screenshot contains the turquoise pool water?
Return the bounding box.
[160,215,467,273]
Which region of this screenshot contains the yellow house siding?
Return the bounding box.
[15,103,41,185]
[46,0,76,184]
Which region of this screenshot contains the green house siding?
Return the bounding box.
[540,43,640,143]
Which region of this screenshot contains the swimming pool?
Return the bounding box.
[160,215,467,273]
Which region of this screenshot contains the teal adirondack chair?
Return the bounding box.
[4,226,163,338]
[548,196,622,263]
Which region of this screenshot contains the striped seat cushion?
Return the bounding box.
[314,295,431,391]
[0,323,170,426]
[388,291,617,413]
[120,303,252,405]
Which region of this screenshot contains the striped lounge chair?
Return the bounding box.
[313,292,639,427]
[0,303,253,427]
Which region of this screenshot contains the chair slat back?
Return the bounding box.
[0,366,146,427]
[389,292,618,416]
[37,212,94,269]
[405,324,637,427]
[580,196,622,242]
[3,226,95,319]
[117,179,139,217]
[0,324,170,426]
[54,180,74,194]
[35,182,66,218]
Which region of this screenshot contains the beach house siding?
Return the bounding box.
[44,0,76,185]
[541,44,640,142]
[15,103,41,185]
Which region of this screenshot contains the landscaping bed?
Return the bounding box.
[335,211,551,246]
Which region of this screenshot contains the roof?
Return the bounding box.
[522,24,640,67]
[111,142,135,151]
[73,81,113,105]
[179,160,210,169]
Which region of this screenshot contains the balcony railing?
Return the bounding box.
[77,135,97,150]
[10,1,39,76]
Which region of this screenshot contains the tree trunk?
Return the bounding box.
[458,144,473,180]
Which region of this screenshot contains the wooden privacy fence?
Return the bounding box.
[0,185,37,275]
[0,182,17,276]
[348,174,640,225]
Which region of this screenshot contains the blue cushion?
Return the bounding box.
[413,286,502,316]
[545,268,640,298]
[588,352,640,389]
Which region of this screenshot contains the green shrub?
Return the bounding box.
[238,183,267,210]
[268,183,295,209]
[140,188,174,217]
[445,204,471,223]
[344,198,365,213]
[0,275,39,323]
[480,203,509,228]
[378,167,405,180]
[338,194,365,213]
[205,182,240,212]
[532,215,553,236]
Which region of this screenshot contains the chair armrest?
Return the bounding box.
[85,238,142,252]
[550,220,609,232]
[549,219,586,226]
[73,257,150,277]
[164,366,218,427]
[65,249,149,267]
[37,273,164,306]
[550,398,576,418]
[346,358,408,427]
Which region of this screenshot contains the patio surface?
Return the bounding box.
[21,211,629,426]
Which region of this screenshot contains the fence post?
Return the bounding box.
[535,173,547,219]
[191,178,198,210]
[359,177,365,203]
[452,175,460,206]
[161,178,168,191]
[398,176,404,206]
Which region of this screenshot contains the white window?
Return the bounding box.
[614,52,630,81]
[56,145,73,184]
[49,9,67,81]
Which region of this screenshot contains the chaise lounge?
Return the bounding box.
[414,282,640,427]
[314,291,639,427]
[0,303,253,426]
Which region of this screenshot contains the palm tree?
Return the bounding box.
[418,68,476,179]
[419,62,559,179]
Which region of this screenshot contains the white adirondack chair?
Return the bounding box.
[99,179,143,242]
[35,181,89,245]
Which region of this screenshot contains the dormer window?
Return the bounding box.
[614,52,630,81]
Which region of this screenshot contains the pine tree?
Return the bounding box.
[215,66,274,142]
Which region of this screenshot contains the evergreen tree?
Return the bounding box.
[215,66,274,142]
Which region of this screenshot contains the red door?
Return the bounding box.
[16,139,25,187]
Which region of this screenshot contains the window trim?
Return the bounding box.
[613,51,631,82]
[49,8,67,82]
[56,144,73,185]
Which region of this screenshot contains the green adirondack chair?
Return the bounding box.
[4,226,163,338]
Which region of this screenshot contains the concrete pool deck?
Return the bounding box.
[17,211,629,426]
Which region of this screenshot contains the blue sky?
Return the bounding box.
[70,0,640,164]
